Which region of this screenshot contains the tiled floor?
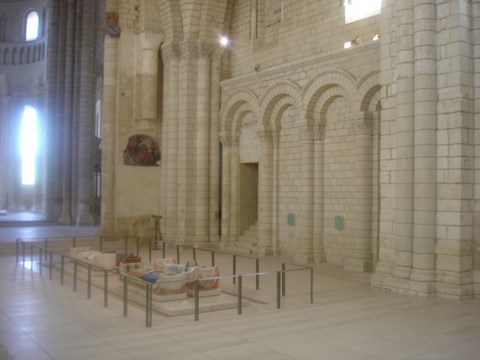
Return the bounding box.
[1,226,480,360]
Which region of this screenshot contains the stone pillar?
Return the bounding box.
[75,0,97,226]
[220,132,232,245]
[0,97,9,210]
[410,0,436,289]
[209,50,223,240]
[313,126,326,263]
[345,112,373,272]
[194,44,212,244]
[230,135,240,244]
[160,43,179,242]
[101,9,120,235]
[295,125,315,263]
[138,33,161,126]
[393,0,414,279]
[257,129,275,254]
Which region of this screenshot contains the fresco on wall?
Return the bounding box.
[123,134,160,166]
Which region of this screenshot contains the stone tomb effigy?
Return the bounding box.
[60,248,249,316]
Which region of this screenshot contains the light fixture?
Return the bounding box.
[373,33,380,41]
[344,41,352,49]
[220,36,229,47]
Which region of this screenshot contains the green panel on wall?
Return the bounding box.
[287,213,296,226]
[334,215,344,230]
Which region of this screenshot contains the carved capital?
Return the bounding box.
[348,112,373,136]
[161,43,179,62]
[198,43,216,59]
[257,130,275,144]
[300,125,314,141]
[220,132,239,147]
[179,41,199,59]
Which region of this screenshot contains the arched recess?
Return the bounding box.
[300,69,362,265]
[218,89,258,245]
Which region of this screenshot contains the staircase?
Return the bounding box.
[225,222,258,254]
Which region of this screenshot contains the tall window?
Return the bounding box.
[25,11,39,41]
[344,0,381,24]
[21,106,37,185]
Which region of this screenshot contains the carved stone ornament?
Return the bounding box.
[105,12,121,38]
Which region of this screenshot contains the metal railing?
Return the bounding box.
[15,236,314,328]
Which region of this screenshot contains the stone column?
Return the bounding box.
[230,135,240,244]
[101,9,120,236]
[75,0,96,225]
[295,125,315,263]
[220,132,232,245]
[0,97,9,210]
[160,43,179,241]
[411,0,436,288]
[138,32,162,126]
[209,50,223,240]
[393,0,415,279]
[194,43,212,244]
[345,112,373,272]
[257,129,275,254]
[313,126,326,262]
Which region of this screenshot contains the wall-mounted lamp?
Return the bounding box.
[373,33,380,41]
[220,36,230,47]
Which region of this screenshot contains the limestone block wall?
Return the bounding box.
[221,0,381,266]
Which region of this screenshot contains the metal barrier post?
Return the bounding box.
[44,238,48,261]
[73,260,77,292]
[16,239,19,263]
[282,263,286,296]
[104,270,108,307]
[211,251,215,266]
[39,248,43,275]
[60,256,65,285]
[30,245,34,272]
[193,248,197,262]
[233,255,237,284]
[238,275,242,315]
[310,267,314,304]
[148,239,152,263]
[256,258,260,290]
[145,283,151,327]
[194,280,200,321]
[276,271,281,309]
[123,276,128,316]
[49,251,53,280]
[162,242,166,258]
[22,242,26,265]
[87,264,92,299]
[176,245,180,263]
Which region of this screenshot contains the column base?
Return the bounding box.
[344,257,373,272]
[76,203,95,226]
[257,246,279,256]
[294,252,314,264]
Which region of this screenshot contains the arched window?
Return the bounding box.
[21,106,38,185]
[344,0,381,24]
[25,11,39,41]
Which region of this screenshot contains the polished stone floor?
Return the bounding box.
[1,225,480,360]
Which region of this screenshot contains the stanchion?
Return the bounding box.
[44,238,48,261]
[276,271,281,309]
[211,251,215,266]
[87,264,92,299]
[60,255,65,285]
[16,239,19,263]
[39,248,43,275]
[194,280,200,321]
[123,277,128,317]
[193,248,197,262]
[176,245,180,263]
[49,251,53,280]
[256,258,260,290]
[233,255,237,284]
[310,267,314,304]
[238,275,243,315]
[145,283,152,327]
[73,260,78,291]
[282,263,286,296]
[162,242,166,258]
[104,270,108,307]
[30,245,34,272]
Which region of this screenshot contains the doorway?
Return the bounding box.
[239,163,258,237]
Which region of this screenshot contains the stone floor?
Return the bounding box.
[1,225,480,360]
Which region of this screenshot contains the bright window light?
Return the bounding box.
[21,106,37,185]
[344,0,381,24]
[220,36,229,47]
[26,11,39,41]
